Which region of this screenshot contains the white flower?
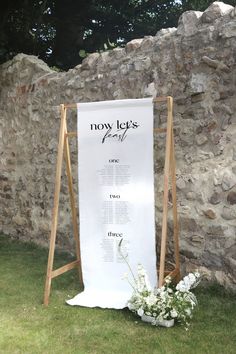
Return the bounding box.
[137,264,147,277]
[136,266,152,292]
[165,276,172,285]
[137,308,144,316]
[185,308,192,316]
[176,280,189,292]
[187,273,196,282]
[145,294,156,306]
[170,309,178,318]
[183,273,196,288]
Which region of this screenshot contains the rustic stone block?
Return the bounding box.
[227,191,236,205]
[201,2,233,23]
[222,170,236,191]
[12,214,28,226]
[196,134,208,146]
[204,209,216,219]
[221,206,236,220]
[177,11,202,36]
[209,192,222,205]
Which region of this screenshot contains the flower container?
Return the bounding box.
[157,318,174,328]
[141,314,155,323]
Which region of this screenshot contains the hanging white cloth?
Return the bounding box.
[67,98,157,309]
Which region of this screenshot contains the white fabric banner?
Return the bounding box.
[67,98,156,309]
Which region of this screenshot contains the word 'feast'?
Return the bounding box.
[90,120,140,143]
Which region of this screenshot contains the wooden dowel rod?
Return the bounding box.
[64,126,84,287]
[155,128,167,133]
[63,97,170,109]
[158,96,173,287]
[157,268,179,279]
[153,96,169,103]
[66,132,77,137]
[170,128,180,281]
[164,268,179,280]
[64,103,77,109]
[51,260,80,279]
[157,270,175,276]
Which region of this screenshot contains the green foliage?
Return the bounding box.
[0,1,54,63]
[79,49,88,59]
[0,1,181,70]
[49,0,182,69]
[1,1,236,70]
[1,234,236,353]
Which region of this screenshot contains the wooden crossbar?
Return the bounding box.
[43,96,180,305]
[63,96,169,110]
[51,260,80,278]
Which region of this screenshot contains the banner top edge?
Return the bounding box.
[76,97,153,111]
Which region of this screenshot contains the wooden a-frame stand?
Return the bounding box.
[44,96,180,306]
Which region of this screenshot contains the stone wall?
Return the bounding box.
[1,2,236,289]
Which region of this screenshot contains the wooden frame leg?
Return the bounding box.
[44,105,66,306]
[64,116,84,288]
[170,126,180,281]
[158,97,173,287]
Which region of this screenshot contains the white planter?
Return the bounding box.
[141,314,155,324]
[157,318,174,328]
[141,315,175,328]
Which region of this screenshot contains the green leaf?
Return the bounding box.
[79,49,87,58]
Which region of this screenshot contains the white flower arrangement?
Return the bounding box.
[125,265,201,329]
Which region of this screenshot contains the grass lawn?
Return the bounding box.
[0,234,236,354]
